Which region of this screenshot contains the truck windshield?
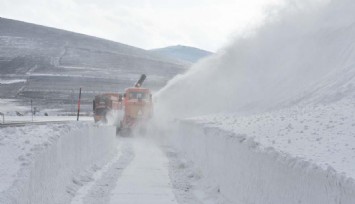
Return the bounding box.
[128,92,148,100]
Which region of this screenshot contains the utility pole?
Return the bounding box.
[71,89,74,114]
[77,88,82,121]
[0,112,4,124]
[31,99,33,122]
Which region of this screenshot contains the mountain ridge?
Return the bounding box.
[150,45,213,63]
[0,17,187,112]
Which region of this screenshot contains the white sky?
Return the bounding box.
[0,0,283,51]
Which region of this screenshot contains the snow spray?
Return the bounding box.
[155,0,355,119]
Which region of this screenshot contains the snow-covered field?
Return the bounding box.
[0,99,27,114]
[2,116,93,123]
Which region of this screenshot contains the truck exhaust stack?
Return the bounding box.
[135,74,146,87]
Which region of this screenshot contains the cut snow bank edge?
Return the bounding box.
[169,120,355,204]
[0,123,117,204]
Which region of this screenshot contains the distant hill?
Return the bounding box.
[0,18,187,112]
[150,45,213,63]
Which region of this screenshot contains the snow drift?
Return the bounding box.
[169,121,355,204]
[0,123,117,204]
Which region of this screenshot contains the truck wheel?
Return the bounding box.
[139,127,147,135]
[116,126,121,135]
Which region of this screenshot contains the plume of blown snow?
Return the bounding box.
[155,0,355,119]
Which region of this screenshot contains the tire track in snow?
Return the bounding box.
[165,147,232,204]
[70,138,134,204]
[108,136,178,204]
[165,148,202,204]
[70,145,122,204]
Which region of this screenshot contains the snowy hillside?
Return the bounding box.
[150,45,213,63]
[0,18,187,113]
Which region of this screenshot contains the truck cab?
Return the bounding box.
[121,87,153,128]
[118,74,153,132]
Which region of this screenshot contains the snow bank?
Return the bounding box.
[0,122,117,204]
[193,100,355,180]
[0,79,26,84]
[169,120,355,204]
[0,99,27,114]
[3,115,93,123]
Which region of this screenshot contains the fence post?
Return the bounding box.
[31,99,33,122]
[0,112,4,123]
[77,88,82,121]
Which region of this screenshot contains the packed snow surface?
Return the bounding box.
[109,137,177,204]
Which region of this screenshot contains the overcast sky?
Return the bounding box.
[0,0,283,51]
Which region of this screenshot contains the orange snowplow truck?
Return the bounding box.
[120,74,153,131]
[93,93,122,122]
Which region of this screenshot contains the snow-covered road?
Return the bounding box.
[109,137,177,204]
[1,121,225,204]
[71,137,134,204]
[70,136,185,204]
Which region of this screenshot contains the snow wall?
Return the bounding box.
[2,124,116,204]
[168,120,355,204]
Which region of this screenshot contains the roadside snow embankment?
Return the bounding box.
[170,116,355,204]
[0,122,117,204]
